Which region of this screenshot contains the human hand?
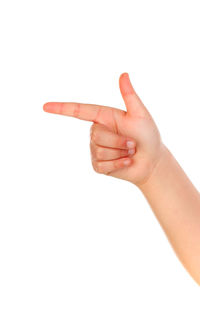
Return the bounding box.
[43,73,166,186]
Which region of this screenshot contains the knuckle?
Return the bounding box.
[91,128,98,142]
[92,160,98,172]
[90,143,95,159]
[113,160,119,170]
[96,147,103,160]
[90,126,93,138]
[96,162,103,174]
[90,123,96,137]
[92,161,102,174]
[90,124,103,143]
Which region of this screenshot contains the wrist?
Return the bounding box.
[135,143,172,192]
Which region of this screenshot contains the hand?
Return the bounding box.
[43,72,166,186]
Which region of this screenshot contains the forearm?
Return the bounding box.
[136,144,200,285]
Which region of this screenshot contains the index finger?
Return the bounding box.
[43,101,111,123]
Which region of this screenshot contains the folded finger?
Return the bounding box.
[92,157,133,175]
[90,124,135,150]
[90,142,135,161]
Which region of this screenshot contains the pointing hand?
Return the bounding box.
[43,73,166,186]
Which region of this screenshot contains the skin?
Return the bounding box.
[43,72,200,286]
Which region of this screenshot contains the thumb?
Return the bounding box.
[119,72,147,117]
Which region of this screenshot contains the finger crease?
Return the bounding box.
[73,103,80,118]
[112,107,119,134]
[94,106,102,123]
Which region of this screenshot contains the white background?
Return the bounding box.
[0,0,200,311]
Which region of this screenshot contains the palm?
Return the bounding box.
[109,113,162,184]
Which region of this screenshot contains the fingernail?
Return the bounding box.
[123,159,131,166]
[126,141,134,148]
[128,148,135,155]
